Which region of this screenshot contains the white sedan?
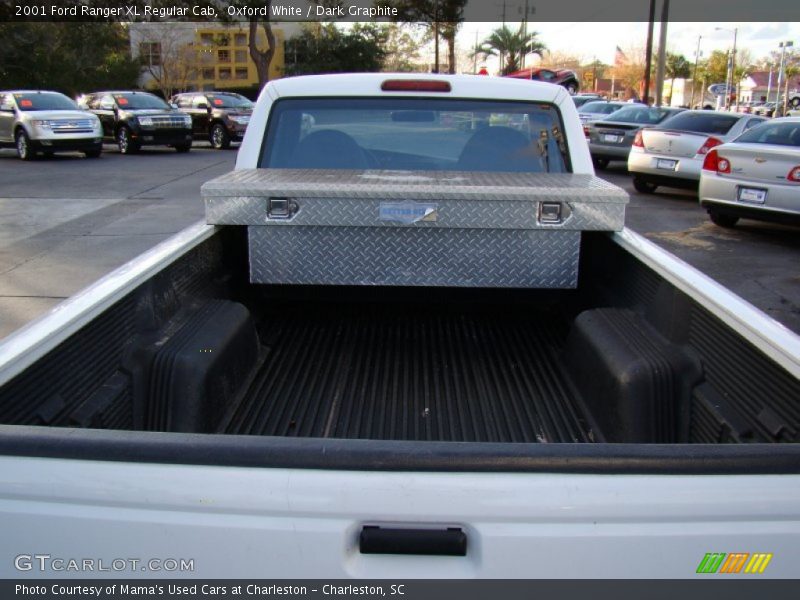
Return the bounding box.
[628,110,767,194]
[699,117,800,228]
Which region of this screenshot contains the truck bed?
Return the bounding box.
[225,300,591,443]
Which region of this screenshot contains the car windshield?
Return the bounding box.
[734,121,800,147]
[603,106,679,124]
[113,93,169,110]
[261,97,570,173]
[572,96,600,108]
[581,102,623,114]
[207,94,253,109]
[13,93,77,111]
[658,111,739,135]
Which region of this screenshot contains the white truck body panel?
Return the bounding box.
[1,456,799,579]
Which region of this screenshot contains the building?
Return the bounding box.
[738,71,800,104]
[129,22,298,96]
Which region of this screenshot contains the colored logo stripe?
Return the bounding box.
[697,552,773,574]
[697,553,726,574]
[744,553,773,574]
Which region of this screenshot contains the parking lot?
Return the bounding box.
[0,143,798,339]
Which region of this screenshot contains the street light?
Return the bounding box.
[776,40,794,115]
[690,35,702,108]
[715,27,738,110]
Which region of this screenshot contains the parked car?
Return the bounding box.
[170,91,253,149]
[753,102,777,117]
[572,94,603,109]
[505,67,581,94]
[577,100,627,125]
[699,117,800,228]
[79,91,193,154]
[586,105,685,169]
[628,110,767,193]
[0,90,102,160]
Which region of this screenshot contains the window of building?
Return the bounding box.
[139,42,161,67]
[202,68,215,80]
[219,68,232,80]
[235,50,247,63]
[235,68,248,80]
[218,49,230,63]
[235,33,247,46]
[200,33,214,46]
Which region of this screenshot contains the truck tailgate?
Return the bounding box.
[1,456,798,578]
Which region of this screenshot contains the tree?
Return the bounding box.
[378,0,466,73]
[703,50,731,85]
[380,24,425,72]
[283,23,386,76]
[664,52,691,103]
[0,22,139,96]
[475,24,547,75]
[134,23,205,98]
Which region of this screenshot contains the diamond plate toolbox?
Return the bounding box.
[201,169,628,288]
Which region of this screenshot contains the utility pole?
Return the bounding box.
[654,0,669,106]
[731,28,738,110]
[690,35,702,108]
[776,40,794,115]
[643,0,656,104]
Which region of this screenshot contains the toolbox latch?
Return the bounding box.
[267,197,297,220]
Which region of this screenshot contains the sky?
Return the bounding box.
[456,21,800,72]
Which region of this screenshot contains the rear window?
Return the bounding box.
[658,112,739,135]
[581,102,624,114]
[260,97,570,173]
[734,121,800,147]
[14,93,76,111]
[604,106,680,124]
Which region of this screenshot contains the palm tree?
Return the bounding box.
[475,24,547,75]
[665,53,691,104]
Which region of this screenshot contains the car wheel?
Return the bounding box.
[209,123,231,149]
[633,177,657,194]
[174,142,192,153]
[593,157,610,170]
[117,126,139,154]
[791,97,800,108]
[564,82,578,95]
[84,147,102,158]
[708,210,739,228]
[15,129,35,161]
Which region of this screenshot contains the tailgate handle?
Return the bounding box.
[359,526,467,556]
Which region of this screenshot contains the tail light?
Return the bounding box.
[788,166,800,182]
[633,131,644,147]
[381,79,451,92]
[702,149,731,174]
[697,136,723,155]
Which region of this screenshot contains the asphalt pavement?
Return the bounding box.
[0,146,798,340]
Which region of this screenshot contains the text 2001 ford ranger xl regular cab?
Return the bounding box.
[0,74,798,578]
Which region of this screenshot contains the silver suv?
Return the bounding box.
[0,91,103,160]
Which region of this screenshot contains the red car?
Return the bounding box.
[504,67,580,94]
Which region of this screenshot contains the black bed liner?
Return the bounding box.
[224,303,594,443]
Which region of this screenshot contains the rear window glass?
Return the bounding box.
[260,98,570,173]
[604,106,680,124]
[581,102,624,114]
[658,112,739,135]
[14,93,77,111]
[734,121,800,147]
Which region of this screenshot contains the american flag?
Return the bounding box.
[614,46,627,67]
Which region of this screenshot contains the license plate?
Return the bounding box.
[603,134,622,143]
[656,158,677,170]
[738,187,767,204]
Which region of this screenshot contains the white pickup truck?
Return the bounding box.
[0,74,798,579]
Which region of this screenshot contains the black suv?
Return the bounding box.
[170,92,253,149]
[79,91,193,154]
